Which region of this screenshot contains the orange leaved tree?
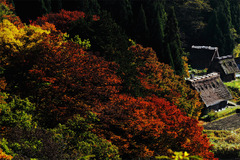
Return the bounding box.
[31,9,99,33]
[95,94,216,159]
[26,34,121,126]
[129,44,203,118]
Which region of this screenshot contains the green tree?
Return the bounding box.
[98,0,133,29]
[134,4,149,45]
[12,0,48,23]
[51,0,62,12]
[40,0,52,14]
[205,0,234,55]
[145,0,166,53]
[230,0,240,42]
[51,113,121,159]
[205,10,225,54]
[163,7,184,75]
[68,11,144,97]
[217,6,234,55]
[62,0,100,15]
[165,0,212,47]
[0,95,36,130]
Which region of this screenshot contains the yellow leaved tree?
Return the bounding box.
[0,19,51,66]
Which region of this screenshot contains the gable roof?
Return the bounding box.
[187,72,232,107]
[210,55,240,75]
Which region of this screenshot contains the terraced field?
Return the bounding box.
[203,113,240,130]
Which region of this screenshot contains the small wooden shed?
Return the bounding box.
[208,55,240,82]
[187,72,232,112]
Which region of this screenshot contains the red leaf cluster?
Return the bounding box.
[129,44,203,118]
[96,94,216,159]
[0,0,23,28]
[31,9,99,33]
[0,5,218,159]
[28,34,121,121]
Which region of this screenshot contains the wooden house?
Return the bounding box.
[187,72,232,112]
[208,55,240,82]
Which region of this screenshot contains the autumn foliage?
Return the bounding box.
[129,44,203,118]
[27,34,121,124]
[95,94,216,159]
[0,0,23,27]
[31,9,99,33]
[0,148,13,160]
[0,3,218,160]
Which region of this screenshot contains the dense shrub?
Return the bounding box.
[205,130,240,159]
[227,86,240,104]
[31,9,86,32]
[4,126,66,160]
[0,95,36,131]
[96,94,216,159]
[0,2,218,159]
[0,148,13,160]
[129,44,203,118]
[51,113,120,160]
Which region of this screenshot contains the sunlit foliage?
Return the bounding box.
[31,9,86,32]
[0,19,50,65]
[129,44,203,118]
[51,113,120,159]
[0,1,218,159]
[26,34,121,126]
[96,94,216,159]
[0,148,13,160]
[0,0,23,27]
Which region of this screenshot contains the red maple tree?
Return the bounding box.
[95,94,216,159]
[129,44,203,118]
[27,34,121,124]
[31,9,99,33]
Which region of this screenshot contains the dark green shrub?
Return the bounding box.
[207,110,218,122]
[51,113,121,160]
[0,95,36,129]
[206,130,240,159]
[5,126,67,160]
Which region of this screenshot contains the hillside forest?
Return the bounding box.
[1,0,240,159]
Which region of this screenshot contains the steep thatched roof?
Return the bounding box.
[187,72,232,107]
[209,55,240,75]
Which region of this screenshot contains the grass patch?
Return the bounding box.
[217,106,240,118]
[200,106,240,122]
[225,79,240,103]
[204,129,240,159]
[225,79,240,89]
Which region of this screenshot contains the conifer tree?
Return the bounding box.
[205,10,225,54]
[164,7,184,75]
[51,0,62,12]
[62,0,100,15]
[98,0,133,33]
[207,0,234,55]
[40,0,51,14]
[144,0,166,56]
[134,4,149,45]
[229,0,240,43]
[113,0,133,30]
[230,0,240,33]
[217,6,234,55]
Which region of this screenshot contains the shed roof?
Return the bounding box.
[187,72,232,107]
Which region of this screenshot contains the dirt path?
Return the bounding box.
[203,113,240,130]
